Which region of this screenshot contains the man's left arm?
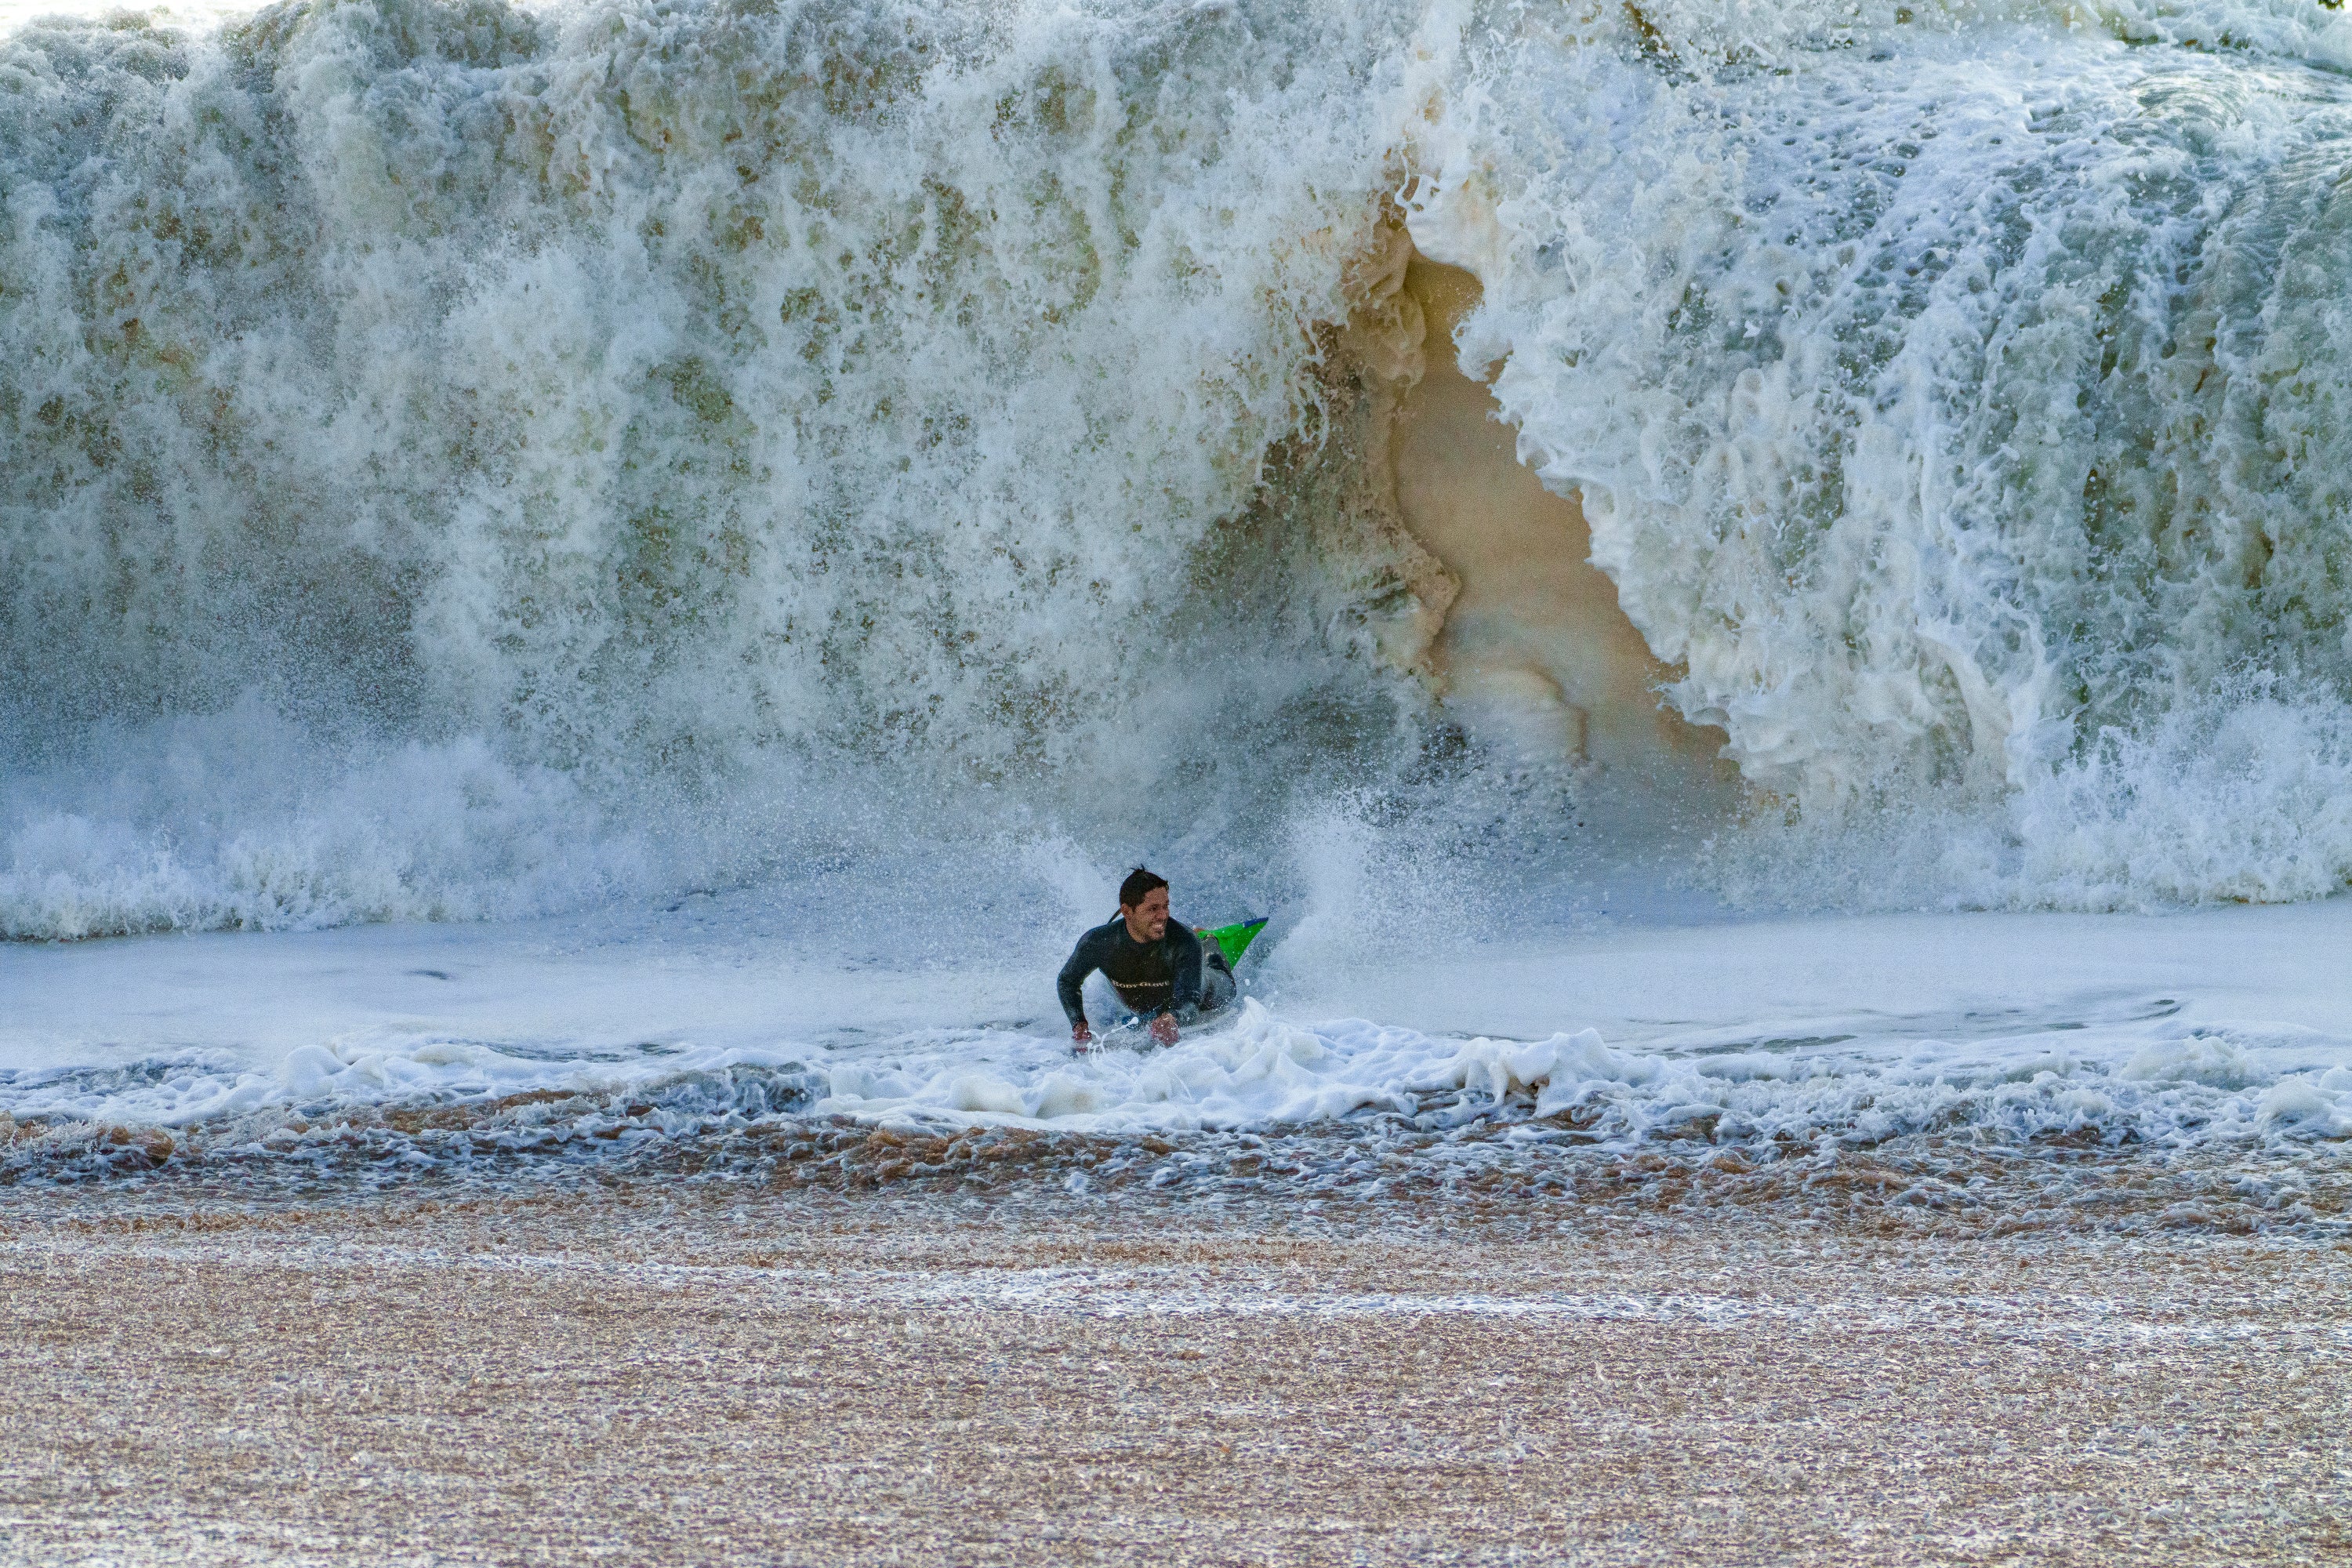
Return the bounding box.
[1167,925,1207,1025]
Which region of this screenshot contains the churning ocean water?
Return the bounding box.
[4,0,2352,1224]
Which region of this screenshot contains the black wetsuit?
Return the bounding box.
[1057,918,1223,1027]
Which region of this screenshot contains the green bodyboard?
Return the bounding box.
[1196,916,1269,967]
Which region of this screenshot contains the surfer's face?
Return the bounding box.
[1122,886,1170,942]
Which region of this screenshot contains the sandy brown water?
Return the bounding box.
[2,1184,2347,1566]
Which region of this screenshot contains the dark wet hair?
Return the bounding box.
[1118,866,1168,908]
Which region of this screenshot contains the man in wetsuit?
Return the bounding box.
[1058,867,1236,1049]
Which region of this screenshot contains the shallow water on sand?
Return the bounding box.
[6,899,2349,1237]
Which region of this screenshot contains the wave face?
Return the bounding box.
[9,0,2352,932]
[1410,0,2352,903]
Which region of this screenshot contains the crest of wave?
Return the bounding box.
[1598,0,2352,65]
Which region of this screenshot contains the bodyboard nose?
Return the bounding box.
[1195,917,1270,967]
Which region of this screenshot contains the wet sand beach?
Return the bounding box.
[2,1186,2346,1566]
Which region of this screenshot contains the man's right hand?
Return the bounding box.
[1071,1022,1093,1052]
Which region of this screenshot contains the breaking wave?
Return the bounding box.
[10,0,2352,930]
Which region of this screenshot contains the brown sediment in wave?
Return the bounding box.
[1324,216,1733,793]
[1,1187,2346,1566]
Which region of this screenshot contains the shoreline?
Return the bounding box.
[4,1185,2347,1565]
[10,1107,2352,1243]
